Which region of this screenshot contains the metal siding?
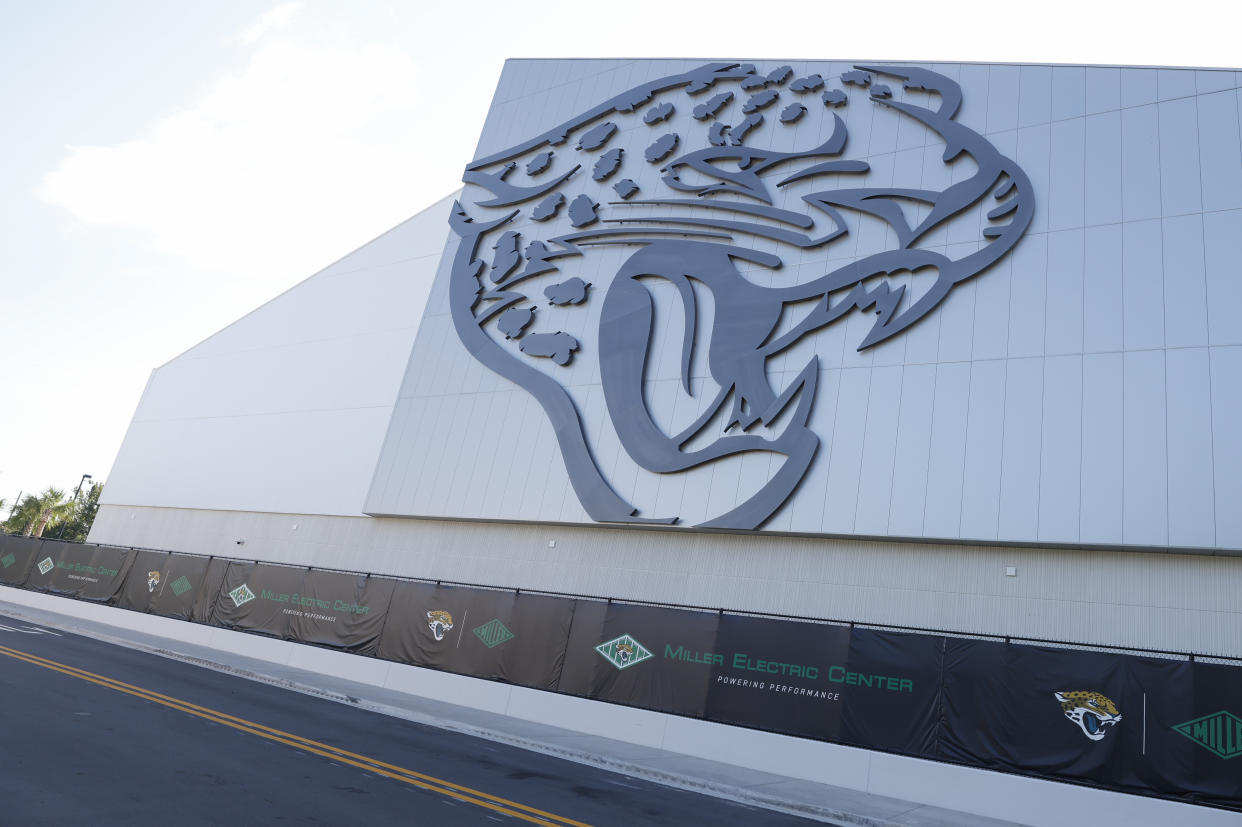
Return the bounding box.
[922,362,971,538]
[958,359,1006,540]
[1122,350,1169,545]
[1203,210,1242,346]
[1121,104,1162,222]
[1083,110,1124,226]
[1120,68,1158,108]
[1017,64,1052,128]
[1048,117,1086,232]
[997,357,1044,540]
[1122,219,1166,351]
[886,363,937,537]
[1079,352,1125,543]
[1044,229,1085,356]
[1084,67,1121,115]
[1196,90,1242,213]
[821,368,872,534]
[1161,214,1210,348]
[1165,348,1216,548]
[97,60,1242,558]
[1006,233,1047,358]
[1083,224,1125,353]
[1210,346,1242,547]
[1157,96,1203,216]
[1038,355,1083,543]
[853,365,903,535]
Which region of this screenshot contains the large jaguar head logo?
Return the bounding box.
[448,62,1034,530]
[147,570,161,593]
[426,609,454,641]
[1055,690,1122,741]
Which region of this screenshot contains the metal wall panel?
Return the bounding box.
[375,58,1242,543]
[1038,355,1082,543]
[923,362,972,538]
[1197,91,1242,212]
[1165,348,1216,548]
[959,360,1005,540]
[1204,210,1242,347]
[998,357,1044,539]
[1161,215,1210,349]
[1121,104,1162,222]
[1083,111,1123,226]
[1080,353,1125,543]
[95,60,1242,564]
[1122,350,1169,545]
[1210,346,1242,547]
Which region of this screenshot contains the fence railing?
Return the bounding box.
[0,532,1238,810]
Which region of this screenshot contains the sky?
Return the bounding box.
[2,0,1239,510]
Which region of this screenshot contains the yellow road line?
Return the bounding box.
[0,642,593,827]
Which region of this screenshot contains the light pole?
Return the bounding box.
[54,474,92,540]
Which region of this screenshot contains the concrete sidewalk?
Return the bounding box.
[0,594,1015,827]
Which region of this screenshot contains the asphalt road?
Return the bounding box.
[0,612,817,826]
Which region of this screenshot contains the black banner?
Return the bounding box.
[705,614,850,741]
[934,639,1242,805]
[940,640,1129,779]
[116,550,171,613]
[209,562,304,638]
[116,551,213,621]
[839,628,943,757]
[192,558,231,624]
[1166,661,1242,807]
[377,583,573,689]
[210,563,396,655]
[24,541,133,602]
[0,535,39,586]
[559,601,719,718]
[284,569,395,656]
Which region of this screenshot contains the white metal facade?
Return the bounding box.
[79,60,1242,823]
[367,59,1242,553]
[93,60,1242,658]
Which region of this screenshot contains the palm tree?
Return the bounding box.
[25,488,73,538]
[4,494,40,535]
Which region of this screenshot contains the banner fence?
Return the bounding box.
[0,534,1237,810]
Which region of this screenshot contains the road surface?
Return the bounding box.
[0,612,819,826]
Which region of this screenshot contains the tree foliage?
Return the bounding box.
[2,483,103,541]
[55,482,103,543]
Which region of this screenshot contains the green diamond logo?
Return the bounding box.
[0,553,14,569]
[595,634,653,670]
[472,618,515,649]
[37,557,54,576]
[1173,711,1242,759]
[170,575,193,597]
[228,583,256,607]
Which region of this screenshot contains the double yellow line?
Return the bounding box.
[0,641,591,827]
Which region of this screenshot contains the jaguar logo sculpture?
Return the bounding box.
[448,62,1034,530]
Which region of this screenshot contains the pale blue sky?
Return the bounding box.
[1,0,1236,508]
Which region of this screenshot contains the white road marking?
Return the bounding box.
[0,623,61,635]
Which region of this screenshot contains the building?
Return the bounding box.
[72,59,1242,822]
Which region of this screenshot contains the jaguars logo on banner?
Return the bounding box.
[448,62,1034,530]
[1054,690,1122,742]
[595,634,654,670]
[426,609,454,641]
